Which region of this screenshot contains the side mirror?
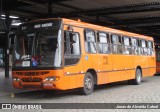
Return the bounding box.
[70,33,77,43]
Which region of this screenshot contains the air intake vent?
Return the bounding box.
[16,71,49,76]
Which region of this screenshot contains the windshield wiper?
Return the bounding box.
[21,55,30,60]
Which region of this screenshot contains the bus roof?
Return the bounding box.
[62,18,153,41]
[28,18,153,41]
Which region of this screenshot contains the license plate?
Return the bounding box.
[22,61,30,67]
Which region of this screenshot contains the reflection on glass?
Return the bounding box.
[14,28,62,68]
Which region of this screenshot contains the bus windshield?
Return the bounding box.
[13,21,62,68]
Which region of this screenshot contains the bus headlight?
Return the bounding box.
[13,77,20,81]
[44,76,59,81]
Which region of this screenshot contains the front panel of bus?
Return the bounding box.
[12,19,68,90]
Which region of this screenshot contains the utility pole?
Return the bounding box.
[48,0,52,17]
[0,0,2,19]
[5,12,11,78]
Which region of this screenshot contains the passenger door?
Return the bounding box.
[109,34,123,82]
[121,36,134,80]
[96,32,112,84]
[63,27,84,89]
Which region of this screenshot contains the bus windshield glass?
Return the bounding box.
[13,20,62,68]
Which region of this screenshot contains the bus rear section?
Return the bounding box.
[155,45,160,74]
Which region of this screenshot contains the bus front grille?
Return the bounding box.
[22,78,42,82]
[16,71,49,76]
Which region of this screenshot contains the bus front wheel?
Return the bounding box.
[80,72,94,95]
[128,68,142,85]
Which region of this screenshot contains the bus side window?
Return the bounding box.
[148,41,154,55]
[122,36,132,55]
[70,33,80,55]
[111,34,122,54]
[145,41,149,55]
[84,29,96,53]
[141,40,148,55]
[151,42,155,55]
[97,32,110,54]
[138,39,141,55]
[131,38,139,55]
[64,31,81,66]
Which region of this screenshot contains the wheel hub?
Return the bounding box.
[85,77,92,90]
[137,70,141,83]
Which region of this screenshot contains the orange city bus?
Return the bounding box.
[155,45,160,73]
[12,18,156,95]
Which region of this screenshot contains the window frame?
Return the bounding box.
[148,41,154,56]
[111,34,122,45]
[122,36,131,46]
[148,41,153,48]
[140,39,148,55]
[64,30,82,66]
[122,36,132,55]
[131,37,139,47]
[131,37,140,55]
[141,39,147,48]
[111,34,122,54]
[97,31,111,54]
[84,29,97,54]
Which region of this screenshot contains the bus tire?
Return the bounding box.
[128,68,142,85]
[80,72,94,95]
